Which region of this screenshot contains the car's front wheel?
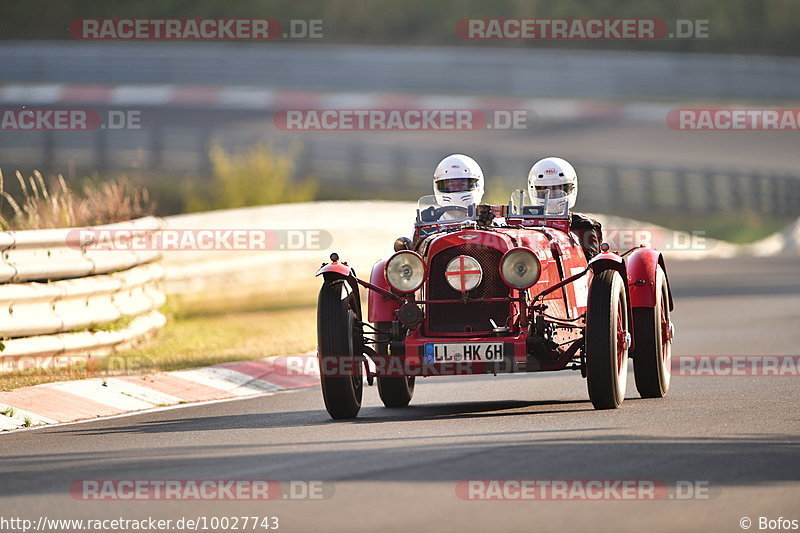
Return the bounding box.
[586,269,630,409]
[318,280,363,420]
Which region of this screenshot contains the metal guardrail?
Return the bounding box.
[0,216,166,371]
[2,41,799,101]
[0,263,165,338]
[300,139,800,219]
[0,216,162,283]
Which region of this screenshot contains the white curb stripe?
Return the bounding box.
[104,378,185,407]
[173,367,285,396]
[0,415,22,430]
[49,379,157,411]
[219,87,274,109]
[1,83,64,104]
[323,92,379,109]
[0,402,58,427]
[111,85,174,106]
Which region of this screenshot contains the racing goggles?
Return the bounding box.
[435,178,478,193]
[534,183,575,199]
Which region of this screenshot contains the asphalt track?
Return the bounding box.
[1,256,799,533]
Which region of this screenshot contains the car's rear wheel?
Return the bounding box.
[318,280,363,420]
[633,265,672,398]
[374,321,415,408]
[586,269,629,409]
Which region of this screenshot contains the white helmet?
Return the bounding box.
[433,154,484,207]
[527,157,578,215]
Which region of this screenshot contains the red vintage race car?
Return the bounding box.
[315,193,674,419]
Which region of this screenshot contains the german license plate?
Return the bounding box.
[423,342,504,364]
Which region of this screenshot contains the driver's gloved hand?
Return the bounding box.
[476,204,495,226]
[421,206,437,223]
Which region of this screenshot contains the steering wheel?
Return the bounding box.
[421,205,470,223]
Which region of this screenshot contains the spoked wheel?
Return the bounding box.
[586,269,630,409]
[633,265,673,398]
[374,321,415,408]
[317,280,363,420]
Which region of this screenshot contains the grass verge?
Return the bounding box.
[0,303,316,391]
[130,304,316,372]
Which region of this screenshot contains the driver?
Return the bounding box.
[433,153,484,217]
[406,154,487,247]
[527,157,603,259]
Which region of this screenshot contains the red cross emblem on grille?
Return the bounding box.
[445,255,482,293]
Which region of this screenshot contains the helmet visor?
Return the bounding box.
[436,178,478,193]
[534,183,575,199]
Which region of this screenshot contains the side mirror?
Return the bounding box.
[394,236,412,252]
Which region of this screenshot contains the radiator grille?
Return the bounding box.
[426,244,510,333]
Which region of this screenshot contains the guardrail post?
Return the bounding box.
[728,173,744,212]
[742,172,759,214]
[675,169,690,211]
[393,147,407,185]
[609,166,623,211]
[641,168,656,211]
[776,176,791,217]
[704,171,719,213]
[43,131,55,172]
[348,143,363,187]
[791,178,800,216]
[765,175,778,217]
[94,127,107,172]
[198,128,212,175]
[479,153,495,185]
[295,138,314,179]
[149,122,163,171]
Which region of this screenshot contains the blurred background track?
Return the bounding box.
[1,43,799,226]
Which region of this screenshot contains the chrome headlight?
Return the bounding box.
[500,248,541,289]
[385,251,425,293]
[445,255,482,293]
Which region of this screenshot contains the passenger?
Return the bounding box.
[527,157,603,259]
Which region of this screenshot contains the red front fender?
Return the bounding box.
[315,257,362,318]
[626,248,674,311]
[316,262,352,278]
[367,259,400,323]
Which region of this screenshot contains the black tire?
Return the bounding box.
[318,280,362,420]
[633,265,672,398]
[586,269,630,410]
[374,321,415,408]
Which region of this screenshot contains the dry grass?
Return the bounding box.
[0,169,155,230]
[184,143,317,212]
